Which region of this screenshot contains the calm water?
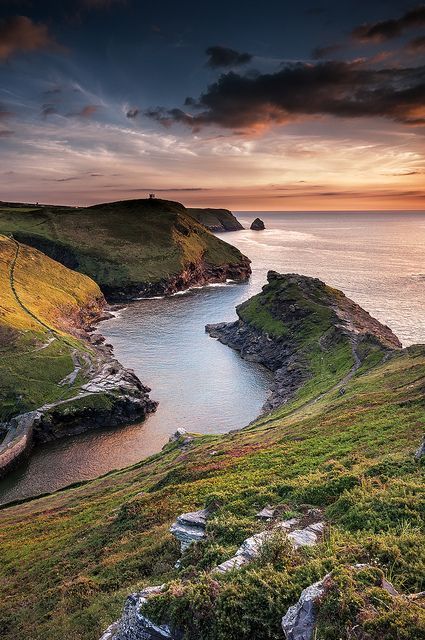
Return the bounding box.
[1,211,425,504]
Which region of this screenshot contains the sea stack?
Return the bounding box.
[250,217,265,230]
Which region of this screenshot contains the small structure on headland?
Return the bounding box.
[149,193,156,199]
[250,217,265,230]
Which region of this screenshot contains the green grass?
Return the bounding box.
[0,235,103,421]
[0,199,249,296]
[0,305,423,639]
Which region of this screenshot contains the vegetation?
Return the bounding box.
[0,275,423,639]
[0,200,249,297]
[0,235,103,421]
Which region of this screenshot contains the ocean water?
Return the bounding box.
[1,211,424,503]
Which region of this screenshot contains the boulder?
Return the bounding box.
[250,217,265,230]
[414,435,425,461]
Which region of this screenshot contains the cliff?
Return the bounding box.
[187,207,244,232]
[0,199,250,300]
[0,235,156,475]
[0,273,424,640]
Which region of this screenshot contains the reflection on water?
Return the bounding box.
[1,210,425,504]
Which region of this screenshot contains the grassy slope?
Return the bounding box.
[0,281,423,639]
[0,235,103,421]
[0,200,248,294]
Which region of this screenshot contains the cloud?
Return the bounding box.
[406,35,425,53]
[352,5,425,42]
[312,43,345,59]
[126,108,139,119]
[0,15,58,61]
[205,46,252,69]
[67,104,101,118]
[0,106,14,119]
[0,130,15,137]
[146,61,425,131]
[41,104,58,118]
[80,0,126,8]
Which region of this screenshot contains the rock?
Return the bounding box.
[281,575,330,640]
[214,518,323,574]
[256,505,276,520]
[414,435,425,460]
[250,217,265,230]
[281,565,399,640]
[170,508,208,552]
[104,586,175,640]
[168,428,193,447]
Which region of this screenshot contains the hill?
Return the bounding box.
[0,199,250,300]
[0,273,423,640]
[0,235,156,474]
[187,208,244,232]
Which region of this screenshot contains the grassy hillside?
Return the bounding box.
[0,275,423,639]
[0,234,103,421]
[0,200,250,298]
[187,208,244,231]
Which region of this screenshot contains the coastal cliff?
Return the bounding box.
[0,199,251,300]
[1,273,424,640]
[0,235,156,476]
[207,271,401,411]
[187,207,244,232]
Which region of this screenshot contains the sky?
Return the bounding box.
[0,0,424,210]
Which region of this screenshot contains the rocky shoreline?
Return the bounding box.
[103,257,251,301]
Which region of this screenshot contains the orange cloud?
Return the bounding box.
[0,16,58,62]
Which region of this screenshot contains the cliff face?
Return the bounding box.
[0,235,156,475]
[187,207,244,232]
[0,199,251,300]
[207,271,401,411]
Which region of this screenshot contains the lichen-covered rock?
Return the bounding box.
[170,508,208,552]
[256,505,276,520]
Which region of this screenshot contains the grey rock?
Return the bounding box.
[170,509,208,552]
[281,575,329,640]
[256,506,276,520]
[108,586,175,640]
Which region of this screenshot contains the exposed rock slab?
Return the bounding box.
[170,508,208,552]
[282,575,329,640]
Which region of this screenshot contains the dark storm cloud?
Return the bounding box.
[352,5,425,42]
[205,46,252,68]
[0,15,58,61]
[146,61,425,130]
[312,43,344,59]
[126,108,139,119]
[406,35,425,52]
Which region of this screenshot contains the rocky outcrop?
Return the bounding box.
[214,517,325,574]
[170,508,208,552]
[0,411,41,478]
[250,217,265,230]
[206,272,401,411]
[281,575,329,640]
